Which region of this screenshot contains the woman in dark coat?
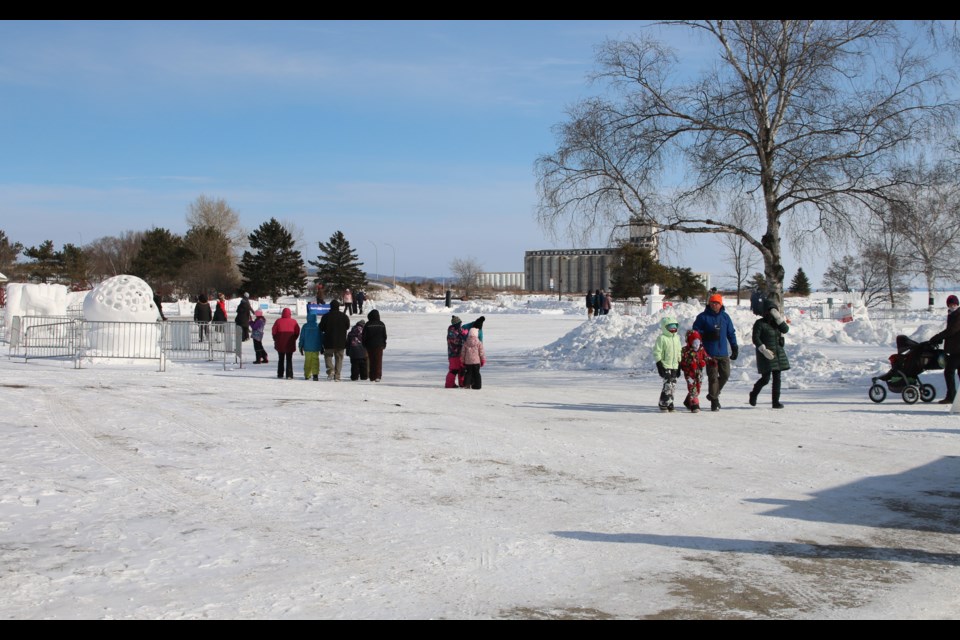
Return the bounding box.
[929,294,960,403]
[749,299,790,409]
[194,293,212,342]
[235,293,252,341]
[361,309,387,382]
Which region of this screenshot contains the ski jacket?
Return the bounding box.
[461,328,485,365]
[272,308,300,353]
[250,316,266,342]
[447,323,465,357]
[319,301,350,349]
[361,310,387,350]
[752,301,790,373]
[298,313,323,353]
[653,314,682,369]
[692,305,738,358]
[348,322,366,359]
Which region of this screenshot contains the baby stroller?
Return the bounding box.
[868,335,945,404]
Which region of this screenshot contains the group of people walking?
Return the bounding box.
[586,290,611,318]
[653,293,789,412]
[265,300,387,382]
[339,288,366,316]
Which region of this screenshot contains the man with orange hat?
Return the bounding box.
[692,292,740,411]
[929,294,960,404]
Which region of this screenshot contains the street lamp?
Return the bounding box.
[384,243,396,288]
[368,240,379,282]
[558,256,566,301]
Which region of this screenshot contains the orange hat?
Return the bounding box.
[708,293,723,305]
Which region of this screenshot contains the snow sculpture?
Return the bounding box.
[3,282,70,329]
[83,274,159,321]
[82,275,161,357]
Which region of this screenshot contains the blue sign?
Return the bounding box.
[307,303,331,316]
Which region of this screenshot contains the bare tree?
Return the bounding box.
[822,258,855,293]
[85,231,143,281]
[823,250,904,308]
[450,256,483,299]
[187,195,247,251]
[882,160,960,309]
[718,199,760,304]
[535,20,956,307]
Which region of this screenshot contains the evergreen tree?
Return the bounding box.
[131,228,188,294]
[789,267,812,296]
[56,243,91,289]
[308,230,366,298]
[662,266,707,301]
[609,242,668,301]
[182,225,238,297]
[0,230,23,276]
[746,272,767,291]
[239,218,307,302]
[22,240,58,283]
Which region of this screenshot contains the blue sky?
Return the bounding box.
[1,20,835,285]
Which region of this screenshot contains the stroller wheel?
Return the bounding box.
[868,384,887,403]
[920,383,937,403]
[902,386,920,404]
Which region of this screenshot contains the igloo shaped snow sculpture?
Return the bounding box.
[83,275,159,322]
[82,275,162,357]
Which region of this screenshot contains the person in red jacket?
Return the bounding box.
[272,307,301,380]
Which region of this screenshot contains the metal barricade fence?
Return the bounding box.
[78,320,166,371]
[9,316,76,358]
[22,318,79,364]
[6,316,245,371]
[163,321,243,370]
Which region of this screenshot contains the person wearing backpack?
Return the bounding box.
[347,319,368,381]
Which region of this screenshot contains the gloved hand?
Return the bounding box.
[730,345,739,361]
[769,307,784,324]
[656,361,667,378]
[299,348,304,355]
[758,345,775,360]
[480,358,486,367]
[670,368,680,381]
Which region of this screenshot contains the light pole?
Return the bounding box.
[368,240,379,282]
[384,243,396,288]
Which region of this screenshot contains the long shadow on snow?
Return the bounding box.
[551,531,960,566]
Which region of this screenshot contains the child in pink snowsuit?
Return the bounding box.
[680,329,707,412]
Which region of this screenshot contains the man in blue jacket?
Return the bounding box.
[692,293,739,412]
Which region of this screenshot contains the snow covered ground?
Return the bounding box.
[1,289,959,619]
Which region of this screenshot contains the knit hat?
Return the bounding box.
[243,292,249,299]
[948,295,959,307]
[708,293,723,305]
[474,316,486,329]
[451,315,462,325]
[254,310,263,317]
